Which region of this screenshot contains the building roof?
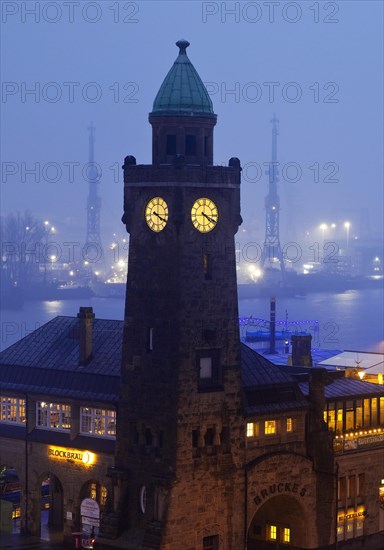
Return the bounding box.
[299,378,384,400]
[318,350,384,374]
[241,344,295,387]
[0,316,122,403]
[2,314,380,411]
[241,344,308,414]
[151,39,215,117]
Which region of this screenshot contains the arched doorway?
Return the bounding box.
[39,472,63,543]
[0,465,21,534]
[248,495,306,550]
[79,480,108,512]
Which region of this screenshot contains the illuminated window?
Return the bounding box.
[0,396,26,424]
[101,485,108,507]
[356,520,363,532]
[90,482,97,500]
[355,400,363,429]
[363,399,370,427]
[337,525,344,537]
[346,401,354,431]
[265,420,276,435]
[336,403,343,434]
[380,397,384,423]
[36,402,71,430]
[371,398,377,426]
[286,418,293,432]
[247,423,254,437]
[327,403,336,431]
[346,522,353,537]
[80,407,116,437]
[269,525,277,540]
[283,527,290,543]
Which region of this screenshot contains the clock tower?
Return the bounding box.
[113,39,244,549]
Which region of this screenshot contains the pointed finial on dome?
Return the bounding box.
[176,39,190,55]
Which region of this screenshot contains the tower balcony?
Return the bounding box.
[123,161,241,188]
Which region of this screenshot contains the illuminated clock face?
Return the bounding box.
[145,197,168,232]
[191,198,218,233]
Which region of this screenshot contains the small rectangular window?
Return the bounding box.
[203,534,219,550]
[286,418,293,432]
[185,135,196,156]
[80,407,116,437]
[347,475,355,499]
[265,420,276,435]
[269,525,277,540]
[0,396,26,424]
[357,474,364,497]
[247,423,254,438]
[197,350,221,390]
[204,136,208,156]
[283,527,290,543]
[356,520,363,531]
[166,135,176,155]
[36,402,71,431]
[200,357,212,379]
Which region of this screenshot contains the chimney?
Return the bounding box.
[291,334,312,367]
[77,307,95,365]
[263,297,277,356]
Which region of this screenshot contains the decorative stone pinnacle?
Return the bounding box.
[176,39,190,54]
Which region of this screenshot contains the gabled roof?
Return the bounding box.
[241,344,308,415]
[151,39,215,117]
[241,344,296,387]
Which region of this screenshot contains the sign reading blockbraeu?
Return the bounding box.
[48,446,95,465]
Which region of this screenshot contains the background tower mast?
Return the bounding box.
[260,114,286,280]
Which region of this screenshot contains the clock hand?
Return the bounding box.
[153,211,166,223]
[202,212,216,224]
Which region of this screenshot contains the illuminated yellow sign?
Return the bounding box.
[338,507,366,522]
[48,446,95,465]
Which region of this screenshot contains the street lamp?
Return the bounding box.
[319,224,327,258]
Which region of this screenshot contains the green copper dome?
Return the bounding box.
[151,39,215,117]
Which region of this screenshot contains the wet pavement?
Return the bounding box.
[0,532,67,549]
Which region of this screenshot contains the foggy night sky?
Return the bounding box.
[1,1,383,248]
